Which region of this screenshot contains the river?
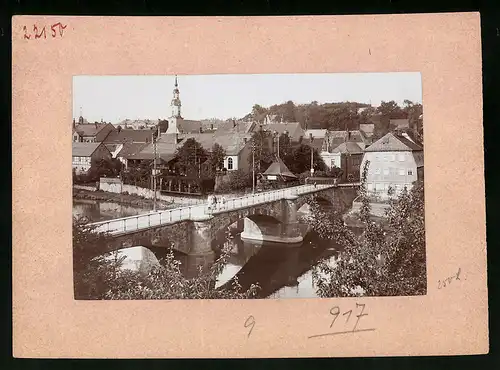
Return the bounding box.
[73,199,359,299]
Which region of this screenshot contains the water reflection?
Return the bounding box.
[213,231,342,298]
[73,199,150,222]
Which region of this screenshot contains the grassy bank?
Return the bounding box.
[73,188,178,209]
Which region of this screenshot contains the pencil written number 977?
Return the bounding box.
[23,23,67,40]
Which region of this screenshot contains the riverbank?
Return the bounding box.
[73,188,179,209]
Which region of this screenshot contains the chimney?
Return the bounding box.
[233,120,236,128]
[243,137,247,144]
[199,127,203,133]
[95,122,98,129]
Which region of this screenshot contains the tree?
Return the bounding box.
[174,138,208,175]
[282,144,326,175]
[248,128,274,173]
[251,104,268,123]
[215,169,252,193]
[207,143,226,177]
[308,161,426,297]
[73,218,260,300]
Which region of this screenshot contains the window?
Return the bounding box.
[390,154,395,161]
[408,169,414,176]
[398,154,405,161]
[227,157,233,170]
[375,168,381,174]
[367,184,373,191]
[383,168,389,175]
[399,169,405,176]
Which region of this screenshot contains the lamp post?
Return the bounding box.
[252,139,256,194]
[152,133,157,212]
[310,133,314,177]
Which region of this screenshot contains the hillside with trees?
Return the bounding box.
[242,99,423,141]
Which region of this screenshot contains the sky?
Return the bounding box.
[73,73,422,123]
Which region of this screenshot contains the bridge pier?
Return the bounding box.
[240,195,303,246]
[190,218,215,255]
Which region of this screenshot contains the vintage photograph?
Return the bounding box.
[72,72,425,300]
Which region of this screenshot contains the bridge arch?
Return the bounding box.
[207,201,283,241]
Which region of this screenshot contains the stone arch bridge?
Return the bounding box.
[89,184,359,256]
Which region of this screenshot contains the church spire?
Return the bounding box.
[171,75,182,118]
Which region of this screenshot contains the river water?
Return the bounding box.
[73,199,358,299]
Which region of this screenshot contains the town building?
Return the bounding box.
[115,119,159,130]
[328,142,364,182]
[73,122,115,143]
[72,142,112,175]
[255,122,305,143]
[320,130,369,170]
[390,118,410,130]
[359,123,375,139]
[261,157,297,183]
[361,132,424,199]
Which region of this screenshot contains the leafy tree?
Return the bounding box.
[73,218,259,299]
[174,138,208,175]
[251,104,268,123]
[215,169,252,193]
[308,161,426,297]
[207,143,226,177]
[282,144,326,175]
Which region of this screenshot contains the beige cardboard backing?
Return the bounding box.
[12,14,488,358]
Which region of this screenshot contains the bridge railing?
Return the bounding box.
[89,183,335,234]
[207,183,333,213]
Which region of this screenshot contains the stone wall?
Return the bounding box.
[73,184,98,192]
[99,178,205,205]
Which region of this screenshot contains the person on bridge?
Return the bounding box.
[314,181,317,189]
[213,195,218,210]
[221,196,226,210]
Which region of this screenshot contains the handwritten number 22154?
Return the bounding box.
[23,23,67,40]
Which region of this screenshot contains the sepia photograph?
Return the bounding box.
[72,72,425,300]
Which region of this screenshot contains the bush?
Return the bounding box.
[73,218,259,300]
[307,163,426,297]
[215,169,252,193]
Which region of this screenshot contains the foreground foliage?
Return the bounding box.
[73,218,259,300]
[308,162,426,297]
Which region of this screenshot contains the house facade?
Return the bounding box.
[361,132,424,199]
[72,142,112,175]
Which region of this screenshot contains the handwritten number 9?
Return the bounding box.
[329,306,340,328]
[244,315,255,338]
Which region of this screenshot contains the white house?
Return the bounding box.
[72,142,112,175]
[361,132,424,199]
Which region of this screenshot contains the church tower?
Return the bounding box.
[171,75,182,118]
[166,75,183,134]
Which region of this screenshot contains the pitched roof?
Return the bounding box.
[178,119,202,134]
[359,123,375,134]
[215,120,255,135]
[364,132,423,152]
[73,123,112,137]
[304,129,328,139]
[332,141,364,154]
[177,132,252,155]
[390,118,410,129]
[72,142,105,157]
[323,130,367,152]
[103,129,154,143]
[118,143,149,158]
[260,122,303,137]
[263,158,297,178]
